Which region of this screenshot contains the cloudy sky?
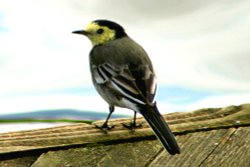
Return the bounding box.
[1,0,250,116]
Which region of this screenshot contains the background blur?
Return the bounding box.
[1,0,250,127]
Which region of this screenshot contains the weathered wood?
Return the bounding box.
[31,140,162,167]
[0,155,38,167]
[201,127,250,167]
[0,104,249,155]
[4,127,248,167]
[0,103,249,166]
[149,128,237,167]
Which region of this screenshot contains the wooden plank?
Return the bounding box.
[30,140,163,167]
[201,127,250,167]
[0,155,38,167]
[149,128,236,167]
[0,104,249,155]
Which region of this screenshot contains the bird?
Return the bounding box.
[72,19,180,155]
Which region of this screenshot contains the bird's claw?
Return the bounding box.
[122,121,144,130]
[95,123,115,133]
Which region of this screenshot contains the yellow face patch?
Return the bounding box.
[84,22,116,46]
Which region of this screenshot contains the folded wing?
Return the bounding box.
[92,63,157,107]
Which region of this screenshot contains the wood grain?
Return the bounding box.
[0,103,249,166]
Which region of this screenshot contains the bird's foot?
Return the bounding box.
[122,121,144,130]
[95,123,115,133]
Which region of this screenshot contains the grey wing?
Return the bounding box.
[92,63,157,107]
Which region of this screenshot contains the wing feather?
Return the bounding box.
[92,63,157,106]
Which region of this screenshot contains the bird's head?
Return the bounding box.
[72,20,127,46]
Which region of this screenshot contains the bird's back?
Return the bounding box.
[89,37,157,109]
[90,37,152,68]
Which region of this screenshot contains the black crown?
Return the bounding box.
[93,20,127,39]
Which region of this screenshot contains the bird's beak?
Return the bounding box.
[72,30,89,35]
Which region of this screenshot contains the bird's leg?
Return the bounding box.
[123,111,143,130]
[95,106,115,132]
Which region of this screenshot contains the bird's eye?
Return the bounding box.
[97,28,104,34]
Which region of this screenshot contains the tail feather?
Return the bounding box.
[140,105,180,155]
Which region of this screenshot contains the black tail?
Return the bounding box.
[140,105,180,155]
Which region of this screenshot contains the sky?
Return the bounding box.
[1,0,250,116]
